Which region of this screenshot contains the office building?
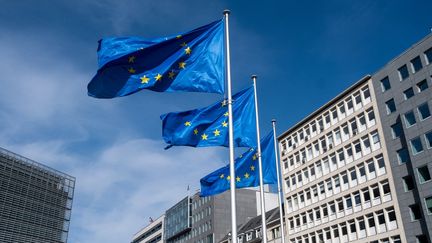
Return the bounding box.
[279,76,405,242]
[371,34,432,243]
[0,147,75,243]
[132,215,165,243]
[277,33,432,243]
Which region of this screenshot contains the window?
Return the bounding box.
[425,131,432,148]
[411,56,423,73]
[363,189,370,201]
[416,235,428,243]
[404,110,416,127]
[398,65,409,80]
[380,77,391,92]
[373,185,380,198]
[403,176,414,191]
[403,87,414,100]
[418,165,431,183]
[397,148,410,164]
[382,181,390,194]
[416,79,428,92]
[410,137,424,155]
[354,193,361,205]
[367,160,375,173]
[418,103,431,120]
[409,204,422,221]
[345,196,352,208]
[425,196,432,214]
[385,99,396,114]
[391,122,402,139]
[372,132,380,145]
[425,47,432,65]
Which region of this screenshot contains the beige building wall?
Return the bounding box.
[277,76,406,243]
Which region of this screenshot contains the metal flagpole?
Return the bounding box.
[223,10,238,243]
[271,119,286,243]
[251,75,268,243]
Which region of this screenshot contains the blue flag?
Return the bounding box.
[200,132,277,196]
[88,20,225,98]
[160,86,257,148]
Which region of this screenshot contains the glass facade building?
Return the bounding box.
[0,147,75,243]
[165,196,192,242]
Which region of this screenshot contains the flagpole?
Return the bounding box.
[223,10,238,243]
[271,119,286,243]
[251,75,268,243]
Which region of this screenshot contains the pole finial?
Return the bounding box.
[251,74,258,80]
[271,119,276,123]
[223,9,231,15]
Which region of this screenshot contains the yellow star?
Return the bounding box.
[201,133,208,140]
[224,112,229,117]
[128,56,136,63]
[140,75,150,84]
[222,121,228,127]
[180,42,187,47]
[178,62,186,69]
[168,70,175,79]
[252,154,257,161]
[184,121,191,126]
[221,100,227,107]
[213,129,220,136]
[155,73,163,81]
[128,67,136,74]
[194,128,199,135]
[250,165,255,171]
[244,173,250,179]
[236,176,241,182]
[184,47,192,55]
[220,174,224,179]
[176,35,182,39]
[226,175,231,180]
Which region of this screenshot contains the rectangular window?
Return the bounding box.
[403,176,414,191]
[418,102,431,120]
[398,64,409,81]
[425,131,432,148]
[382,181,390,194]
[411,56,423,73]
[417,235,428,243]
[409,204,422,221]
[418,165,431,183]
[363,189,370,201]
[425,47,432,65]
[397,148,410,164]
[417,79,428,92]
[404,110,416,127]
[345,196,352,208]
[367,160,375,173]
[380,76,391,92]
[385,99,396,114]
[391,122,402,139]
[403,87,414,100]
[425,196,432,214]
[410,137,424,155]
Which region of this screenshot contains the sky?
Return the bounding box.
[0,0,431,242]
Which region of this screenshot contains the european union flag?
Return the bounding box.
[160,86,256,148]
[88,20,225,98]
[200,132,277,196]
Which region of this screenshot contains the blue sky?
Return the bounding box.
[0,0,431,242]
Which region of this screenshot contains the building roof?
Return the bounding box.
[220,207,281,242]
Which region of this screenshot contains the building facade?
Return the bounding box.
[371,34,432,243]
[0,147,75,243]
[132,215,165,243]
[278,76,405,242]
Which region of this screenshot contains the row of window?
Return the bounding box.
[380,48,432,90]
[390,103,430,140]
[408,132,432,157]
[284,141,384,194]
[283,108,377,171]
[287,207,398,243]
[286,155,387,213]
[287,180,392,233]
[192,196,210,210]
[191,220,212,238]
[192,206,211,224]
[281,85,372,152]
[237,229,261,243]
